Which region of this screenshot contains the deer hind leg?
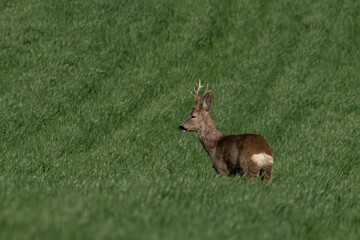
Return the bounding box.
[251,153,273,183]
[261,165,272,182]
[246,172,259,184]
[245,160,261,184]
[239,152,260,183]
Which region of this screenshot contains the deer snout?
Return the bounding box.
[179,125,187,132]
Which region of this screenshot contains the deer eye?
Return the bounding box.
[191,115,196,119]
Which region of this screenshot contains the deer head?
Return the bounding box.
[179,80,215,133]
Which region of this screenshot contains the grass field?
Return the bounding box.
[1,0,359,239]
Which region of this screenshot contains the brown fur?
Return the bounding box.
[179,82,273,183]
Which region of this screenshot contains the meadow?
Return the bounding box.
[0,0,359,239]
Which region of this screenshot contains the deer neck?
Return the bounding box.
[196,115,223,157]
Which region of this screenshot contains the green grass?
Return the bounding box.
[1,0,359,239]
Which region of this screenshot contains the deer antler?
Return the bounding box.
[191,80,212,103]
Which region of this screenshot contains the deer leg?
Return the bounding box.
[245,157,261,184]
[261,166,272,182]
[245,166,260,184]
[245,172,258,184]
[212,161,230,176]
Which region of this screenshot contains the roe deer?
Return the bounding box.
[179,81,273,183]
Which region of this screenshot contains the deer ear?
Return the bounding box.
[202,93,214,111]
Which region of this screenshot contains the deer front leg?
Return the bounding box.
[212,161,230,176]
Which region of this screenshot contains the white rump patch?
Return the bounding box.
[251,153,273,168]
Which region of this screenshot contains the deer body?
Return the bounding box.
[179,81,273,183]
